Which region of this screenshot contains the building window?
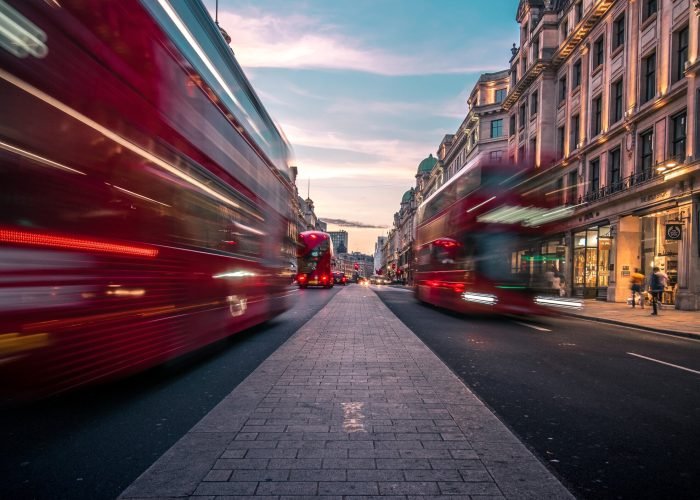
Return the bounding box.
[490,119,503,138]
[533,38,540,60]
[571,114,580,150]
[575,1,583,24]
[697,89,700,160]
[642,0,657,22]
[562,19,569,41]
[557,126,565,160]
[613,13,625,50]
[572,59,581,89]
[568,170,578,205]
[512,66,518,85]
[673,26,689,84]
[518,145,526,161]
[639,129,653,174]
[559,75,567,103]
[509,114,516,136]
[529,136,537,161]
[593,35,605,68]
[530,91,539,116]
[519,103,526,128]
[495,88,506,103]
[592,95,602,136]
[609,147,621,189]
[611,79,623,124]
[642,52,656,103]
[490,150,504,161]
[671,111,686,160]
[589,158,600,193]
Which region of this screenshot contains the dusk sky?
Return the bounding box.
[204,0,521,254]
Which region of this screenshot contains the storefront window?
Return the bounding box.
[574,231,586,288]
[573,225,613,297]
[641,210,682,303]
[598,225,612,287]
[585,228,599,289]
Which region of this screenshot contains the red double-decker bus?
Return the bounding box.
[0,0,296,400]
[297,231,334,288]
[414,161,580,316]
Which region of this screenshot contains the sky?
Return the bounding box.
[204,0,521,254]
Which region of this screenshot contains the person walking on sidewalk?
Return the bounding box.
[630,268,645,308]
[650,267,668,315]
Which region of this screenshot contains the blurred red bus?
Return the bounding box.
[0,0,296,400]
[414,161,581,316]
[297,231,334,288]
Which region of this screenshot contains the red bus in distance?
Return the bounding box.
[414,160,582,316]
[297,231,334,289]
[0,0,295,401]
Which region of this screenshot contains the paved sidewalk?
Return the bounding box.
[120,286,572,499]
[567,299,700,338]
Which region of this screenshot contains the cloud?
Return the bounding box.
[283,122,433,160]
[321,218,388,229]
[217,10,508,76]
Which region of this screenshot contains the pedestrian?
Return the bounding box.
[551,271,562,295]
[629,268,645,309]
[650,267,668,315]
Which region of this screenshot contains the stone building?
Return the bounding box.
[503,0,700,309]
[298,196,325,232]
[383,68,512,284]
[443,71,511,182]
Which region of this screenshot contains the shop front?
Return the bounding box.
[510,235,567,294]
[573,224,613,299]
[638,207,686,305]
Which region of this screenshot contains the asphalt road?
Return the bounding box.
[373,285,700,500]
[0,286,341,500]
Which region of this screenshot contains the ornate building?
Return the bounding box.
[503,0,700,308]
[443,71,511,181]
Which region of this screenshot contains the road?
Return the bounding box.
[0,286,341,500]
[373,285,700,500]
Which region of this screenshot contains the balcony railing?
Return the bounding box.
[577,169,659,204]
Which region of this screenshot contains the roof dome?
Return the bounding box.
[401,188,414,203]
[417,154,437,174]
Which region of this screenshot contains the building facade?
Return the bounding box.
[374,236,387,274]
[443,71,511,183]
[503,0,700,309]
[328,230,348,254]
[385,0,700,309]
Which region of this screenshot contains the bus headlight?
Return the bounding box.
[534,296,583,309]
[461,292,497,305]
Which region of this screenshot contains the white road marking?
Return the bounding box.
[372,286,412,292]
[513,321,551,332]
[627,352,700,375]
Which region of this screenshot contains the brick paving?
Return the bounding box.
[120,286,573,499]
